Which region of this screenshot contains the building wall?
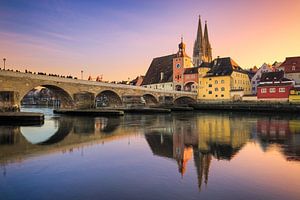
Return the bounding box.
[257,85,293,99]
[198,76,231,100]
[285,73,300,84]
[198,71,251,100]
[251,64,273,94]
[143,82,174,91]
[289,88,300,102]
[173,57,193,90]
[231,71,251,95]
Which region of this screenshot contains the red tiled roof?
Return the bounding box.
[279,56,300,73]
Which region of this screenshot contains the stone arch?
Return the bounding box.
[174,96,197,105]
[20,84,74,109]
[96,90,122,107]
[184,81,198,92]
[143,94,158,105]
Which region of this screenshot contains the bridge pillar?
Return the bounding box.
[73,92,95,109]
[0,91,20,112]
[158,96,174,105]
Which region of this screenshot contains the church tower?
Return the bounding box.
[203,21,212,63]
[193,16,204,67]
[173,37,193,91]
[193,16,212,66]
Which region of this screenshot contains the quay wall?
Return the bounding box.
[191,101,300,112]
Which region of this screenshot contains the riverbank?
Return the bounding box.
[0,112,44,125]
[190,102,300,112]
[53,109,124,116]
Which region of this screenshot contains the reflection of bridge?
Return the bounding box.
[0,70,197,111]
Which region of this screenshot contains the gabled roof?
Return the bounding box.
[260,70,291,82]
[204,57,246,77]
[279,56,300,73]
[141,54,176,85]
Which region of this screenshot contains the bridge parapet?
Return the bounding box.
[0,70,197,111]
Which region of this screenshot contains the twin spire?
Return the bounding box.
[193,15,212,66]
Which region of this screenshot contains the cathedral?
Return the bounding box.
[193,16,212,66]
[141,16,213,93]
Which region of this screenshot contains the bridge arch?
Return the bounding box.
[174,96,197,105]
[184,81,198,92]
[20,84,74,108]
[96,90,122,107]
[143,94,158,105]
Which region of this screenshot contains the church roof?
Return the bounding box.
[141,54,176,85]
[204,57,246,77]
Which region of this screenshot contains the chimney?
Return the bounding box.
[160,72,164,81]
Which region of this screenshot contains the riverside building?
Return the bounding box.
[141,16,212,93]
[198,57,251,100]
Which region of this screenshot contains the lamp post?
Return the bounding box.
[81,70,83,80]
[3,58,6,70]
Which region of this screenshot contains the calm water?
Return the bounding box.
[0,108,300,200]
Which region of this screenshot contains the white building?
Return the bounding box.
[251,63,273,94]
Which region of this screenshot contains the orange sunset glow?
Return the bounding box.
[0,0,299,81]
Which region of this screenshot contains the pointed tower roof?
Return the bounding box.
[203,21,211,50]
[193,15,203,58]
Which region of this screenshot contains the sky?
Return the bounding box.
[0,0,300,81]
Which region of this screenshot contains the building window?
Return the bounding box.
[269,88,276,93]
[208,91,212,94]
[209,78,212,81]
[221,87,225,91]
[215,95,218,97]
[221,80,224,84]
[261,88,267,93]
[279,88,286,93]
[215,80,218,84]
[209,84,212,87]
[221,94,224,97]
[292,66,296,71]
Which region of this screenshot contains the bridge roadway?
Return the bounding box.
[0,70,197,111]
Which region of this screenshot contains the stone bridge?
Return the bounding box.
[0,70,197,111]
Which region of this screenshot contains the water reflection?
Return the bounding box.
[0,112,300,194]
[144,112,300,190]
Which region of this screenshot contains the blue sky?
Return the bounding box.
[1,0,300,81]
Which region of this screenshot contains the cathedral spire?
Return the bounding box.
[193,15,204,66]
[203,21,212,62]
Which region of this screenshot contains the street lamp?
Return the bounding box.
[81,70,83,80]
[3,58,6,70]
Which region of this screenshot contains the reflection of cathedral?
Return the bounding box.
[145,113,253,190]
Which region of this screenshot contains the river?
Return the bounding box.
[0,107,300,200]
